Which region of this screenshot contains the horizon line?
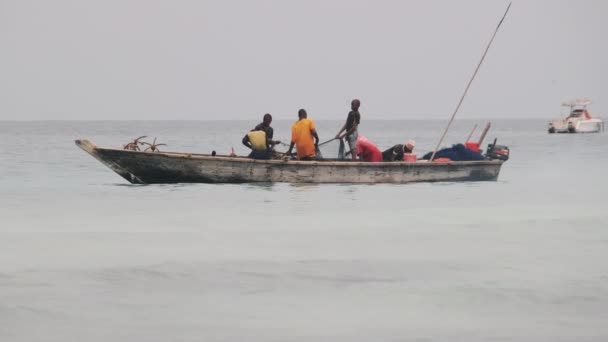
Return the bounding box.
[0,117,553,122]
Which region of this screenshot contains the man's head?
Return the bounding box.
[405,139,416,151]
[263,113,272,126]
[351,99,361,111]
[298,109,307,119]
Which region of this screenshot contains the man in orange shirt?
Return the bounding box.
[285,109,320,160]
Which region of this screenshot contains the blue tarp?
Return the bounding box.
[421,144,486,161]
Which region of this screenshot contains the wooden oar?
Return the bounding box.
[477,122,491,146]
[429,2,511,161]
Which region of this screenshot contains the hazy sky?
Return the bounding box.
[1,0,606,120]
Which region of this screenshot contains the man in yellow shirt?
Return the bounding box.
[242,129,270,159]
[285,109,320,160]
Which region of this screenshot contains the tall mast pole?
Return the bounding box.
[429,3,511,161]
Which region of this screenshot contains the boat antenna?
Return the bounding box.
[429,2,511,161]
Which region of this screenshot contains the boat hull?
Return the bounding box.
[575,120,602,133]
[76,139,504,184]
[549,118,603,134]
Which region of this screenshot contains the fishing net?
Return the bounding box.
[316,139,348,160]
[274,139,349,160]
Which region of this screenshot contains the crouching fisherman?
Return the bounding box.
[382,139,416,161]
[242,129,271,159]
[355,136,383,162]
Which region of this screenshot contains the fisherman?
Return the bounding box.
[335,99,361,160]
[242,128,271,159]
[382,139,416,161]
[355,136,383,162]
[254,113,281,148]
[285,109,320,160]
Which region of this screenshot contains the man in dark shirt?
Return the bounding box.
[335,99,361,160]
[382,139,416,161]
[254,113,280,148]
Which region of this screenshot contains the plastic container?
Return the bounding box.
[464,141,480,152]
[403,153,417,162]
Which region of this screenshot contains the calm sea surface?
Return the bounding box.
[1,119,607,341]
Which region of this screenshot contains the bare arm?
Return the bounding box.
[286,125,296,157]
[335,122,347,139]
[242,135,252,149]
[267,131,280,148]
[312,128,319,146]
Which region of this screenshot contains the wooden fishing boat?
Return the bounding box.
[75,139,505,184]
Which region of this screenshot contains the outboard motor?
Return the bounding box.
[486,138,510,161]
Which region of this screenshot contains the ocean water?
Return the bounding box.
[1,119,607,341]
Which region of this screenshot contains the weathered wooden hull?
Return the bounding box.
[75,139,504,184]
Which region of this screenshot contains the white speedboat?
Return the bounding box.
[548,99,604,133]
